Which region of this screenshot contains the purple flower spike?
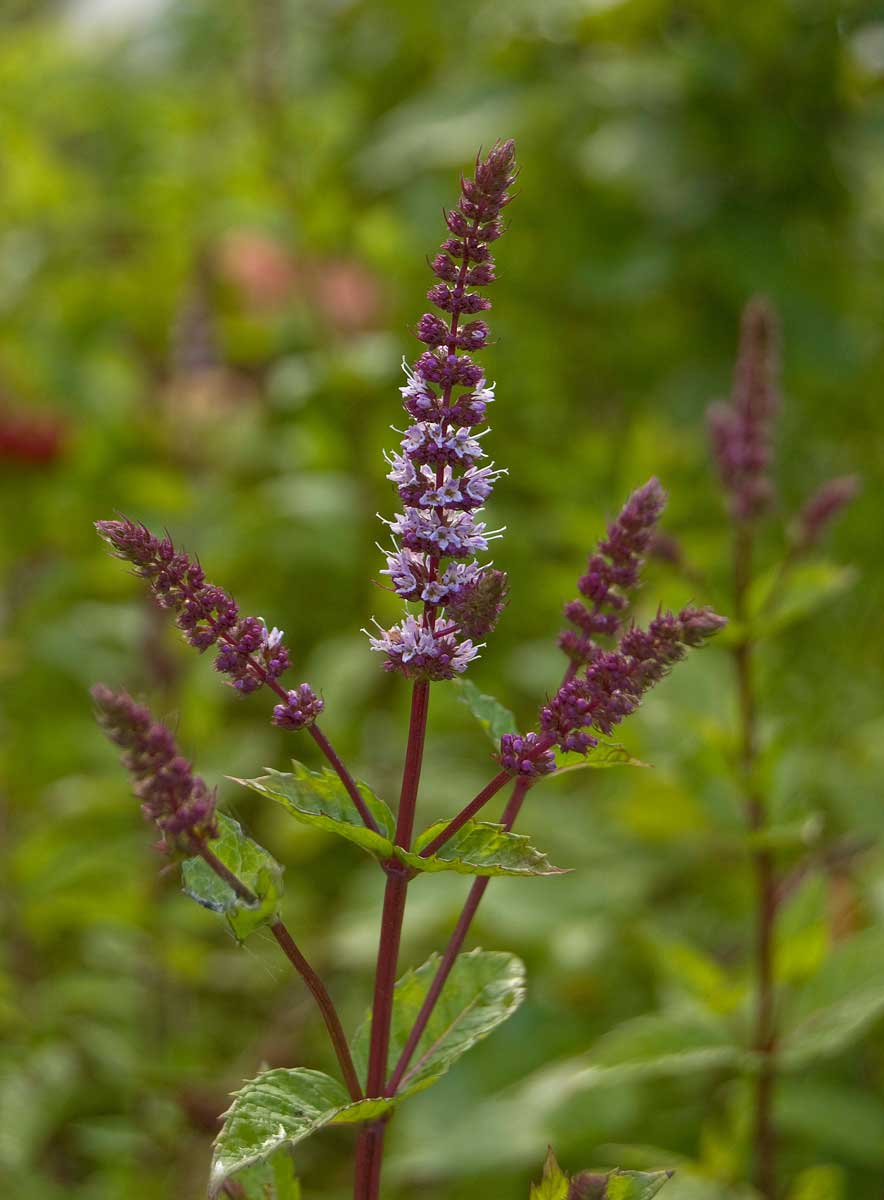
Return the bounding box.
[368,141,517,679]
[96,518,295,699]
[92,684,217,855]
[708,298,779,522]
[272,684,324,731]
[499,733,556,777]
[792,475,860,552]
[559,478,667,667]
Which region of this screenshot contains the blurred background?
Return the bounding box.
[2,1,883,1197]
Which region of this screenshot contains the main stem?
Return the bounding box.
[354,680,431,1200]
[733,524,777,1199]
[196,844,362,1101]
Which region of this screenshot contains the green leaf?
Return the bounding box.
[748,561,856,638]
[553,744,651,774]
[454,678,517,744]
[529,1150,673,1200]
[233,762,395,858]
[397,820,567,877]
[233,1148,301,1199]
[352,949,526,1096]
[786,1166,845,1200]
[604,1170,673,1200]
[780,928,884,1068]
[529,1147,570,1200]
[210,1068,393,1195]
[181,813,283,941]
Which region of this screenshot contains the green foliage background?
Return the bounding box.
[1,1,883,1197]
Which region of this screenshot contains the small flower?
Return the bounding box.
[92,684,217,855]
[498,733,556,777]
[365,615,480,681]
[272,684,324,730]
[444,568,509,640]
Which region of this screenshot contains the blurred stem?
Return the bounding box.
[354,680,430,1200]
[733,524,777,1199]
[196,844,362,1102]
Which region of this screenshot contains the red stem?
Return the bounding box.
[354,680,431,1200]
[733,523,777,1199]
[386,776,532,1095]
[196,844,362,1101]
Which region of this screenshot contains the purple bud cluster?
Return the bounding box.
[96,518,322,725]
[559,478,667,668]
[707,298,779,522]
[369,140,517,681]
[535,605,726,764]
[792,475,860,552]
[92,684,217,855]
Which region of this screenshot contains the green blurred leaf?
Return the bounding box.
[529,1150,672,1200]
[181,813,283,941]
[786,1165,846,1200]
[777,1078,884,1167]
[454,678,517,744]
[780,929,884,1068]
[210,1069,392,1195]
[605,1171,673,1200]
[352,949,526,1096]
[233,762,395,858]
[397,820,567,877]
[749,561,857,638]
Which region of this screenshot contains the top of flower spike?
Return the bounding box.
[369,140,517,681]
[708,297,780,522]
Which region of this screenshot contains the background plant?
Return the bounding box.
[1,2,882,1199]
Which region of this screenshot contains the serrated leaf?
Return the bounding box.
[454,678,517,743]
[210,1068,393,1195]
[233,762,395,858]
[181,813,283,941]
[529,1147,570,1200]
[352,949,526,1096]
[397,820,567,877]
[749,561,856,637]
[780,928,884,1068]
[553,744,651,774]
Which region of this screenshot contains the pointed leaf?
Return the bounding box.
[530,1147,570,1200]
[352,949,526,1096]
[181,813,283,941]
[553,744,651,774]
[233,762,395,858]
[454,678,517,744]
[604,1170,673,1200]
[398,820,567,877]
[210,1068,393,1195]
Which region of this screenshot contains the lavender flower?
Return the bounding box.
[92,684,217,854]
[791,475,860,552]
[368,140,517,679]
[559,478,667,668]
[272,684,324,730]
[96,518,304,699]
[707,298,779,522]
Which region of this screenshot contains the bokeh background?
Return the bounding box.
[2,1,884,1197]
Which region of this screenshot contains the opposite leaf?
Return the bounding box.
[352,949,526,1097]
[748,561,856,639]
[233,762,395,858]
[399,819,567,877]
[530,1149,673,1200]
[454,678,518,744]
[553,744,650,774]
[210,1068,392,1196]
[182,813,283,941]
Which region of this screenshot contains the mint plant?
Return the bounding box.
[91,142,724,1199]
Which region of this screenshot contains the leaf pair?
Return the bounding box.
[531,1148,672,1200]
[210,950,526,1193]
